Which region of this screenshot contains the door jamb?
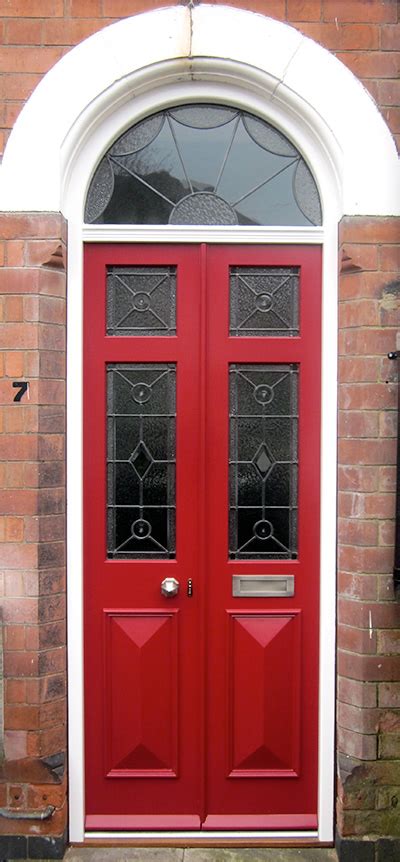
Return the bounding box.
[67,222,337,843]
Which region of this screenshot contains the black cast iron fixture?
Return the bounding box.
[388,350,400,596]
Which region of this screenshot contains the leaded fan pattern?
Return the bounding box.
[85,105,322,227]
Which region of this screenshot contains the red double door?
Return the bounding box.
[84,243,321,831]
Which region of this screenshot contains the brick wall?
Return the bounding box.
[0,215,67,857]
[0,1,398,155]
[337,217,400,847]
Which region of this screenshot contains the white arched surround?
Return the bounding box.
[1,3,399,847]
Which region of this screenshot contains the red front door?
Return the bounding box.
[84,243,322,831]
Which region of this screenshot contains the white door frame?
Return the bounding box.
[0,4,398,845]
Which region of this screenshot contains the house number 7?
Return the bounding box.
[12,381,29,402]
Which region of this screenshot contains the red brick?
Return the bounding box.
[324,0,398,23]
[5,625,25,650]
[378,79,400,107]
[4,704,40,731]
[37,268,66,298]
[338,676,377,708]
[341,243,379,271]
[379,519,395,547]
[339,299,380,328]
[381,24,400,50]
[38,594,65,623]
[0,0,63,13]
[378,630,400,655]
[23,295,39,321]
[338,410,379,437]
[364,493,396,518]
[38,724,66,757]
[5,679,26,704]
[39,352,65,379]
[38,379,65,405]
[298,21,380,50]
[5,19,43,46]
[3,73,42,101]
[38,434,64,461]
[38,296,65,325]
[70,0,103,14]
[337,725,377,760]
[287,0,322,20]
[338,356,380,383]
[339,651,400,683]
[383,107,400,134]
[339,544,393,574]
[24,239,61,267]
[338,598,400,630]
[338,623,377,655]
[379,466,396,492]
[338,701,379,734]
[0,214,63,241]
[338,466,378,492]
[4,651,39,677]
[0,47,65,74]
[0,322,38,349]
[339,328,397,357]
[5,240,24,266]
[378,574,395,602]
[0,490,37,515]
[0,435,37,461]
[4,296,23,322]
[379,684,400,708]
[3,729,28,760]
[339,383,395,411]
[38,323,65,351]
[339,437,396,466]
[43,17,114,45]
[1,544,37,569]
[28,780,66,810]
[336,50,400,79]
[338,518,378,546]
[5,516,24,542]
[379,243,400,270]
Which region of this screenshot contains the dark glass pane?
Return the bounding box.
[230,266,299,337]
[107,364,176,559]
[229,364,298,559]
[107,266,176,336]
[84,105,322,226]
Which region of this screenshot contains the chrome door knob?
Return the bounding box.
[161,577,179,597]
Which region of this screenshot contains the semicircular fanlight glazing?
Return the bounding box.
[84,105,322,227]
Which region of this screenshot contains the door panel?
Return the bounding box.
[83,242,322,830]
[204,245,321,827]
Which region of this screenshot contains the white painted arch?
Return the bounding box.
[0,3,399,216]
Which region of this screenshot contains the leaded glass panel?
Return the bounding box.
[230,266,299,337]
[107,364,176,558]
[85,105,322,227]
[229,364,298,559]
[107,266,176,336]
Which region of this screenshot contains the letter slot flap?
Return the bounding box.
[232,575,295,597]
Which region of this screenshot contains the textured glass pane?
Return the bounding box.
[229,364,298,559]
[107,364,176,559]
[107,266,176,336]
[85,105,322,226]
[230,266,299,337]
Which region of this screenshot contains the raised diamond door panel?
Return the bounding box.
[104,611,178,777]
[228,612,301,777]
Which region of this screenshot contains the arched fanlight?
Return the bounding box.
[85,105,322,227]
